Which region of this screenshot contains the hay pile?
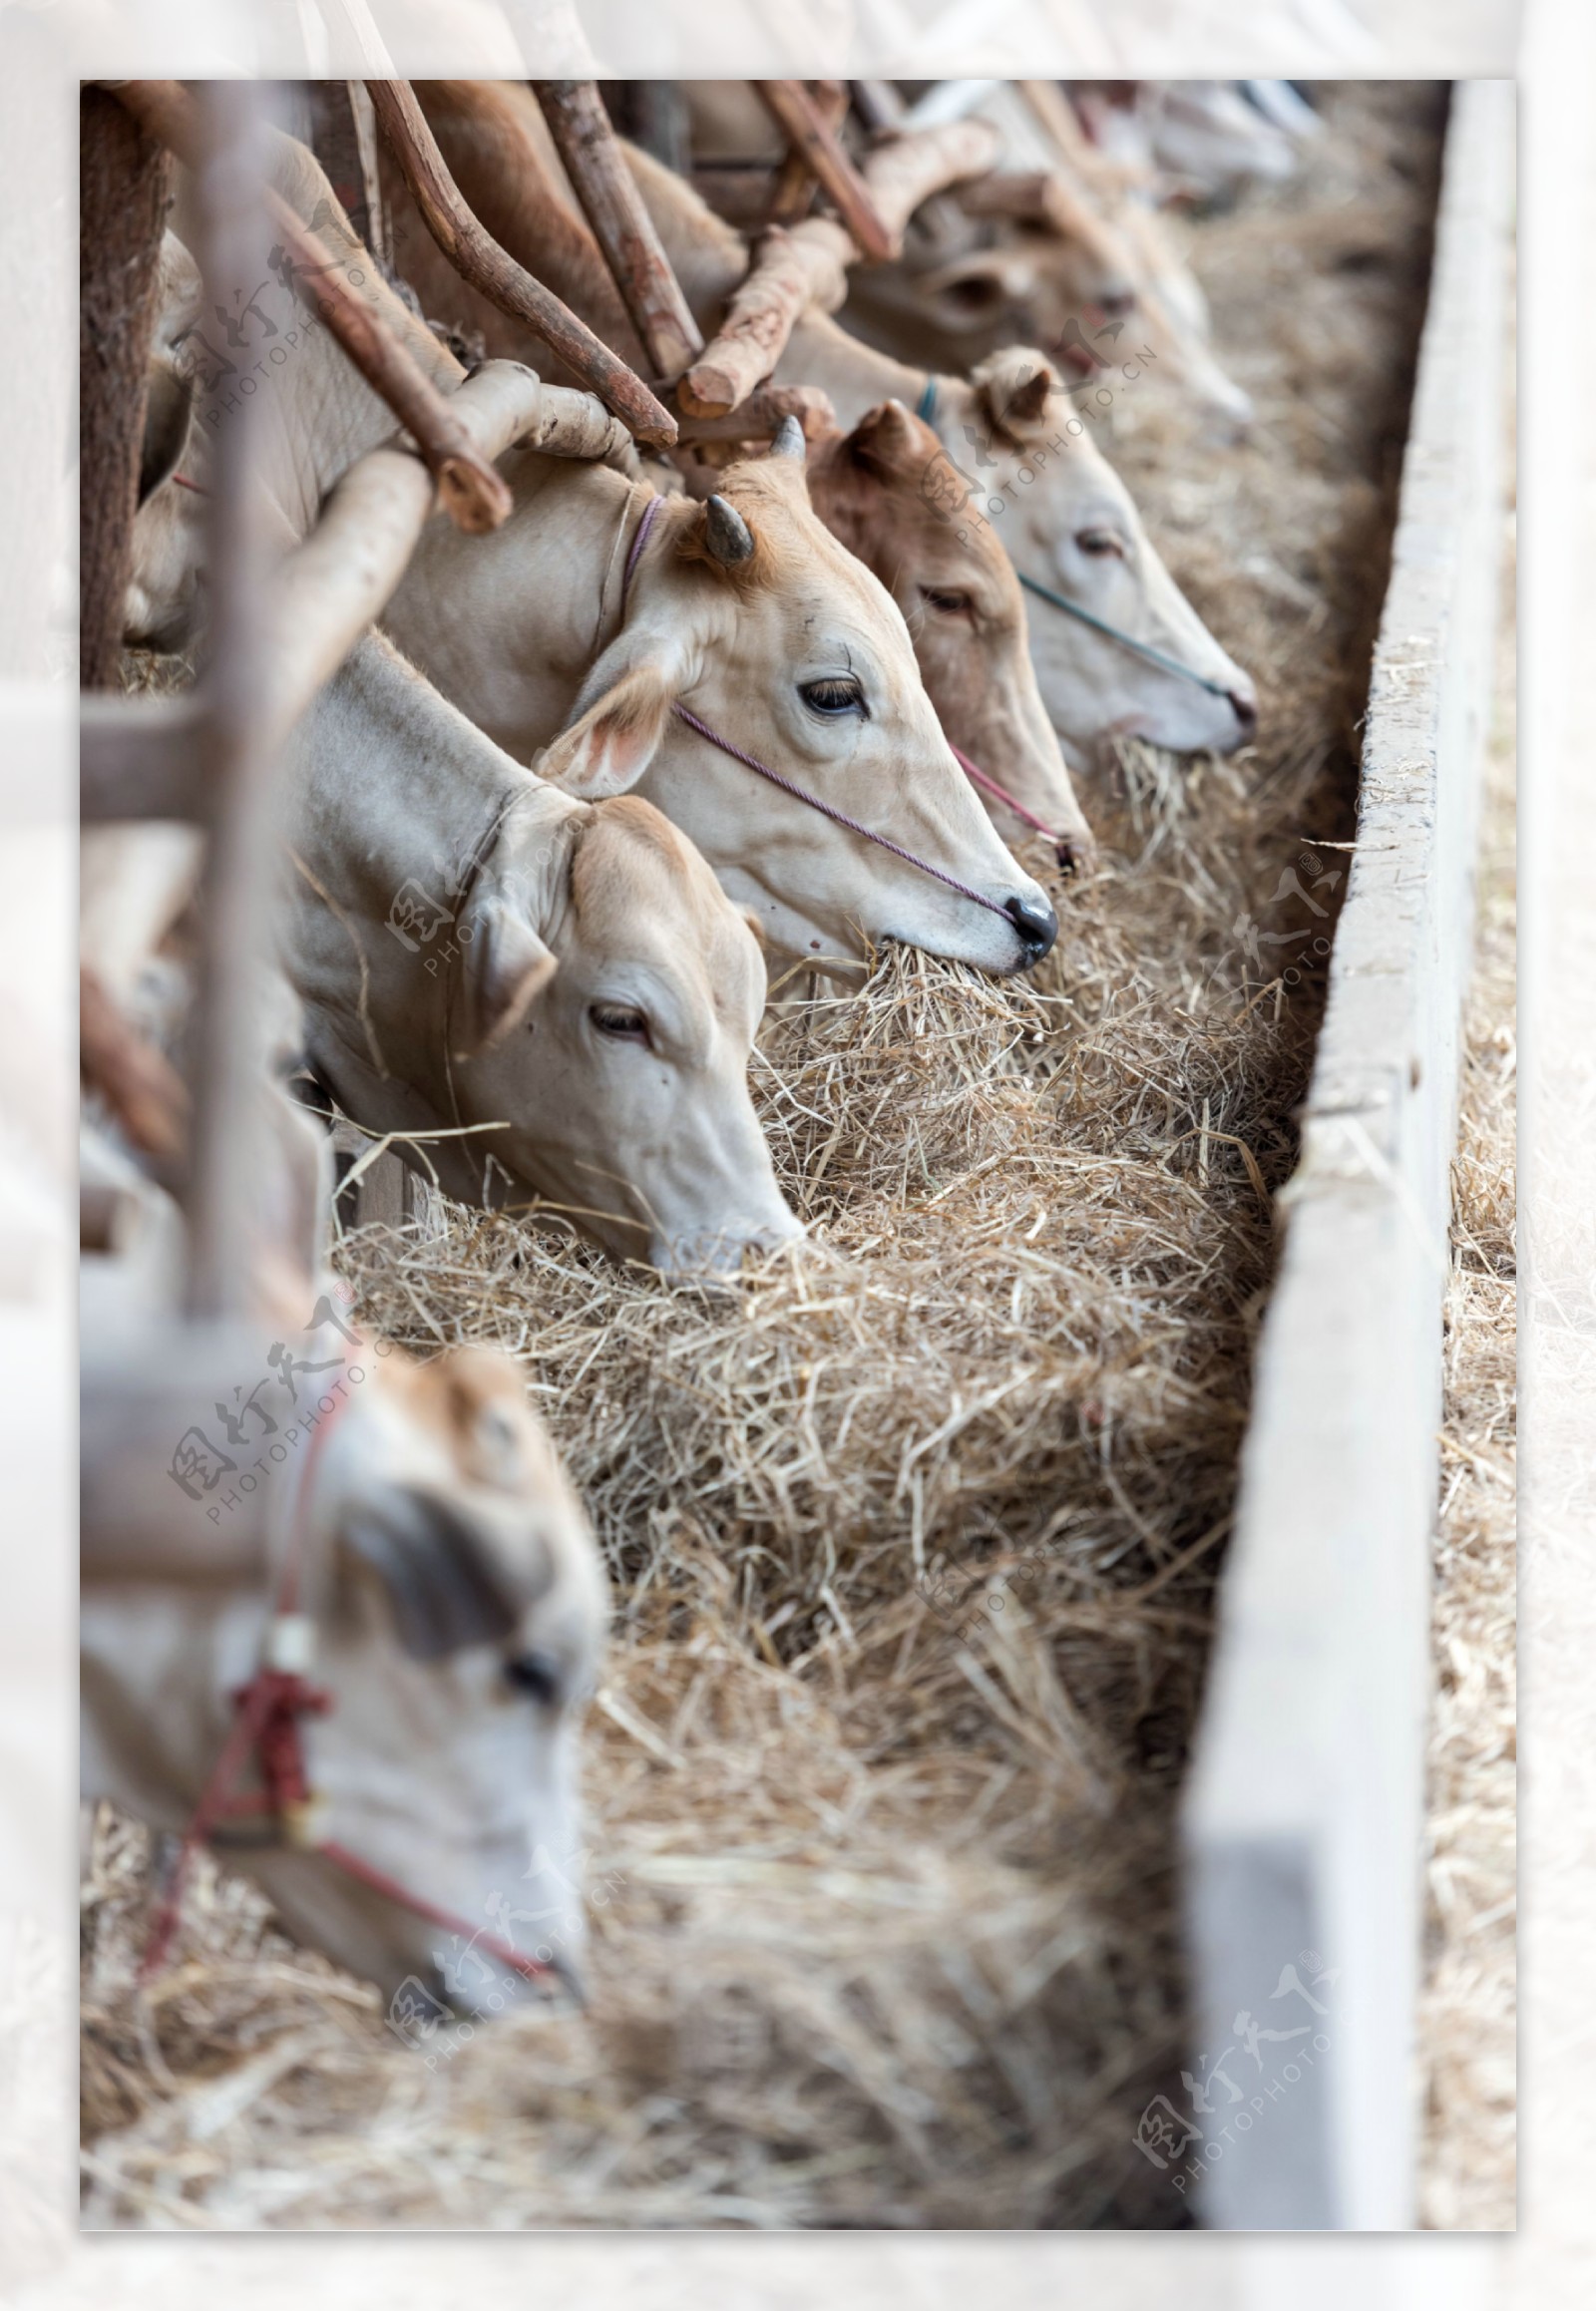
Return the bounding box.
[81,85,1447,2229]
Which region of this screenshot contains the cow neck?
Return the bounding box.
[180,144,465,541]
[777,311,928,432]
[438,782,541,1134]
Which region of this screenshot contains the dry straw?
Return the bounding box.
[83,87,1451,2229]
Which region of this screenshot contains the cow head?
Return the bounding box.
[453,789,803,1276]
[807,399,1094,865]
[915,208,1140,362]
[245,1344,610,2012]
[930,350,1258,762]
[536,433,1058,975]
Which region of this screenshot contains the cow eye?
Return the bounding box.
[503,1651,563,1707]
[799,676,867,718]
[1075,528,1126,559]
[921,587,973,616]
[590,1003,649,1044]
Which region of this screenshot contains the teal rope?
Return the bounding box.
[1016,571,1235,697]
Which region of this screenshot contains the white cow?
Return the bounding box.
[285,630,805,1269]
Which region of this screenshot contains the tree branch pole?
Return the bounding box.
[752,81,893,263]
[181,82,280,1322]
[530,80,703,381]
[365,77,676,445]
[108,79,513,531]
[765,81,849,228]
[677,218,854,421]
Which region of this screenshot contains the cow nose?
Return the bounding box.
[1005,894,1058,963]
[1227,684,1259,735]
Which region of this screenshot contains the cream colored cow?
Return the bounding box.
[285,631,804,1271]
[81,858,609,2011]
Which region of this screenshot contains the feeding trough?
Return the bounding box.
[1183,79,1514,2231]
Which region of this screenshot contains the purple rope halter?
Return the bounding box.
[618,492,1013,924]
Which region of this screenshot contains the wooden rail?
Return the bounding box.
[1181,82,1515,2231]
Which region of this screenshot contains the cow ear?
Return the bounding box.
[538,655,677,800]
[452,896,557,1059]
[846,398,922,477]
[342,1489,523,1661]
[975,349,1057,440]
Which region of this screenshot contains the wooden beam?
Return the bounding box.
[365,77,676,446]
[752,80,893,264]
[80,89,173,690]
[530,80,703,380]
[671,383,835,444]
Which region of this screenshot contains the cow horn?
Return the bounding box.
[768,414,807,462]
[704,494,755,566]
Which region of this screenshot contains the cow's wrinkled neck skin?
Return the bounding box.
[285,633,580,1209]
[380,448,645,764]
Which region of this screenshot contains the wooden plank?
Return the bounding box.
[1180,83,1514,2231]
[531,80,703,380]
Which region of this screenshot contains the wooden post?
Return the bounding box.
[79,88,172,690]
[366,78,677,445]
[530,81,703,381]
[180,82,278,1322]
[752,81,893,264]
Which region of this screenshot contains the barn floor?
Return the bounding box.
[80,86,1463,2229]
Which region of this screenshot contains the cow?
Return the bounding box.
[129,144,1056,981]
[673,78,1142,382]
[799,400,1094,857]
[284,630,806,1267]
[81,864,610,2014]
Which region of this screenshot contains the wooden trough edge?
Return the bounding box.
[1180,81,1515,2233]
